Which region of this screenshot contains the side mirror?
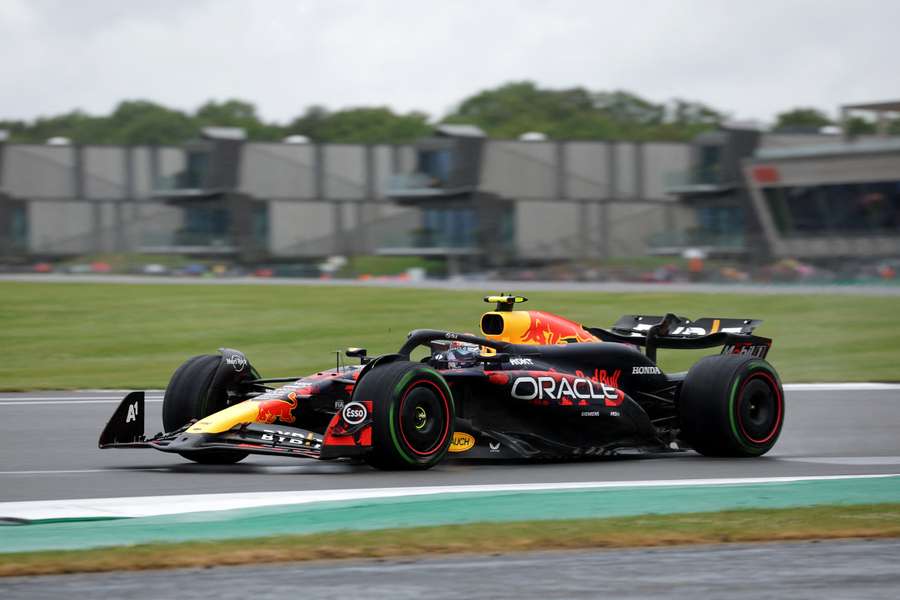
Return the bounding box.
[346,347,368,363]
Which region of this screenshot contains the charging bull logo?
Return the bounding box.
[520,311,597,345]
[256,393,298,424]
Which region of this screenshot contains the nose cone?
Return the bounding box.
[187,400,261,434]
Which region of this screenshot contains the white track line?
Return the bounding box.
[0,397,163,405]
[0,474,897,521]
[785,383,900,391]
[0,469,117,476]
[779,456,900,465]
[0,383,897,406]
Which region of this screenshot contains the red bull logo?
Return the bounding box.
[256,393,298,424]
[520,311,597,345]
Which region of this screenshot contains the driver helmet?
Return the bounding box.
[431,340,481,369]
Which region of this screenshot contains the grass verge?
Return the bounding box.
[2,282,900,389]
[2,504,899,577]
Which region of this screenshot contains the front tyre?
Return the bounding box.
[356,361,455,470]
[679,354,784,457]
[163,354,248,465]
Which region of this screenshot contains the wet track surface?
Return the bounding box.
[1,388,898,502]
[3,539,899,599]
[1,388,898,597]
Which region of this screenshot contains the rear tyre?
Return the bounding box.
[357,361,455,471]
[163,354,248,464]
[678,354,784,457]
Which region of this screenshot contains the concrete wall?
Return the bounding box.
[481,141,558,199]
[3,145,75,198]
[481,140,689,200]
[643,143,691,198]
[373,145,391,200]
[83,147,126,199]
[513,198,692,260]
[268,200,337,256]
[480,140,690,258]
[759,133,842,150]
[3,144,184,199]
[514,200,580,259]
[239,143,316,199]
[757,133,887,151]
[323,145,366,200]
[28,201,93,253]
[566,143,610,198]
[157,147,185,187]
[613,142,637,198]
[607,202,677,257]
[132,148,153,197]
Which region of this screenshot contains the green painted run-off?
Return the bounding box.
[2,476,899,553]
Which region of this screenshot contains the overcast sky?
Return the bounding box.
[1,0,898,125]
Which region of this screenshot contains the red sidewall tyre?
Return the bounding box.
[679,354,784,457]
[355,361,455,471]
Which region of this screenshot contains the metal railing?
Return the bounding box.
[378,229,480,251]
[664,166,723,189]
[647,230,746,251]
[139,231,237,250]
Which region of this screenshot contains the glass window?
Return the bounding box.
[500,207,515,247]
[422,207,475,247]
[697,145,721,184]
[179,151,209,189]
[252,203,268,246]
[11,204,28,249]
[182,202,230,246]
[697,205,744,235]
[418,149,453,184]
[762,180,900,237]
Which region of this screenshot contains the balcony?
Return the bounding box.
[386,173,474,200]
[377,229,481,257]
[647,230,748,256]
[139,230,238,254]
[664,166,735,195]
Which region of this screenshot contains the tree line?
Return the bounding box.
[0,81,888,146]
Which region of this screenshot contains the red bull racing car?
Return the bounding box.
[100,295,784,470]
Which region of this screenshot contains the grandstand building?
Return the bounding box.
[0,126,693,266]
[1,102,898,267]
[665,101,900,261]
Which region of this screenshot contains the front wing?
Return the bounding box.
[98,392,372,460]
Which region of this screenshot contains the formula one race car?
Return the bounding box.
[100,295,784,470]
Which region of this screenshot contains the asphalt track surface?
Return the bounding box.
[1,387,898,502]
[3,273,900,296]
[3,539,899,599]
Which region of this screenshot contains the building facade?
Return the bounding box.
[745,139,900,259]
[0,127,696,265]
[665,109,900,261]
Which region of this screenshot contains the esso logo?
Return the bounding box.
[342,401,368,425]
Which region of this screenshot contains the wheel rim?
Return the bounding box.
[736,371,783,444]
[414,406,428,430]
[398,379,450,456]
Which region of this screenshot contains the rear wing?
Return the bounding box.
[586,313,772,362]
